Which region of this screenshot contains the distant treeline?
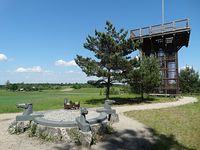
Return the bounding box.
[1,81,95,91]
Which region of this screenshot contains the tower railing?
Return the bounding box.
[130,19,189,38]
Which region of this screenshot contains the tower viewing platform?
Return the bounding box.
[130,19,191,95]
[131,19,190,40]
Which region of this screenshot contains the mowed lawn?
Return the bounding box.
[0,88,174,113]
[0,88,104,113]
[125,96,200,150]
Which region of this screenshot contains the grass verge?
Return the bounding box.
[125,96,200,150]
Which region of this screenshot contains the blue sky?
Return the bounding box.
[0,0,199,84]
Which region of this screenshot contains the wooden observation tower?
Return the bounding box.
[130,19,191,94]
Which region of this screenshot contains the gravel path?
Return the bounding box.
[0,97,197,150]
[114,96,198,113]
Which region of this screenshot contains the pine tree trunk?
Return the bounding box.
[140,83,144,102]
[141,90,144,101]
[106,75,111,99]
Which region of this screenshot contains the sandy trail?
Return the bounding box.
[0,97,197,150]
[60,88,74,92]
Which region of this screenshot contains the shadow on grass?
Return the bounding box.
[84,97,156,106]
[95,128,194,150]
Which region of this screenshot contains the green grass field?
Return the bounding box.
[125,96,200,150]
[0,88,174,113]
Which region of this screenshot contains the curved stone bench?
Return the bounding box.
[88,112,107,124]
[34,117,77,127]
[33,112,107,128]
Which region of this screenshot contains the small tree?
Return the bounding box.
[179,66,199,93]
[75,21,138,99]
[5,80,11,90]
[127,56,161,100]
[10,84,18,91]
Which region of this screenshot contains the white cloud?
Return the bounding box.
[55,60,77,67]
[16,66,43,73]
[69,70,74,73]
[0,53,7,61]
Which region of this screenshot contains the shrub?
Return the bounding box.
[104,87,120,95]
[72,84,81,89]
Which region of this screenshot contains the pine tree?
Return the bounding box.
[75,21,138,99]
[5,80,11,90]
[127,56,161,100]
[179,66,199,93]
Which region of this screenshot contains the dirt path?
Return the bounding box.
[0,97,197,150]
[114,96,198,113]
[60,88,74,92]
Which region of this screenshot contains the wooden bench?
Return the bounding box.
[64,99,80,109]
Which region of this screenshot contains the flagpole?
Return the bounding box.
[162,0,164,25]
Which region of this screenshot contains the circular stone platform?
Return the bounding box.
[33,108,107,127]
[43,109,100,122]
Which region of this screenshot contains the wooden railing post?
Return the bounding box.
[172,21,175,31]
[150,26,152,35]
[186,18,189,28]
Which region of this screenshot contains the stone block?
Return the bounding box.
[79,131,92,147]
[8,121,30,134]
[110,113,119,123]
